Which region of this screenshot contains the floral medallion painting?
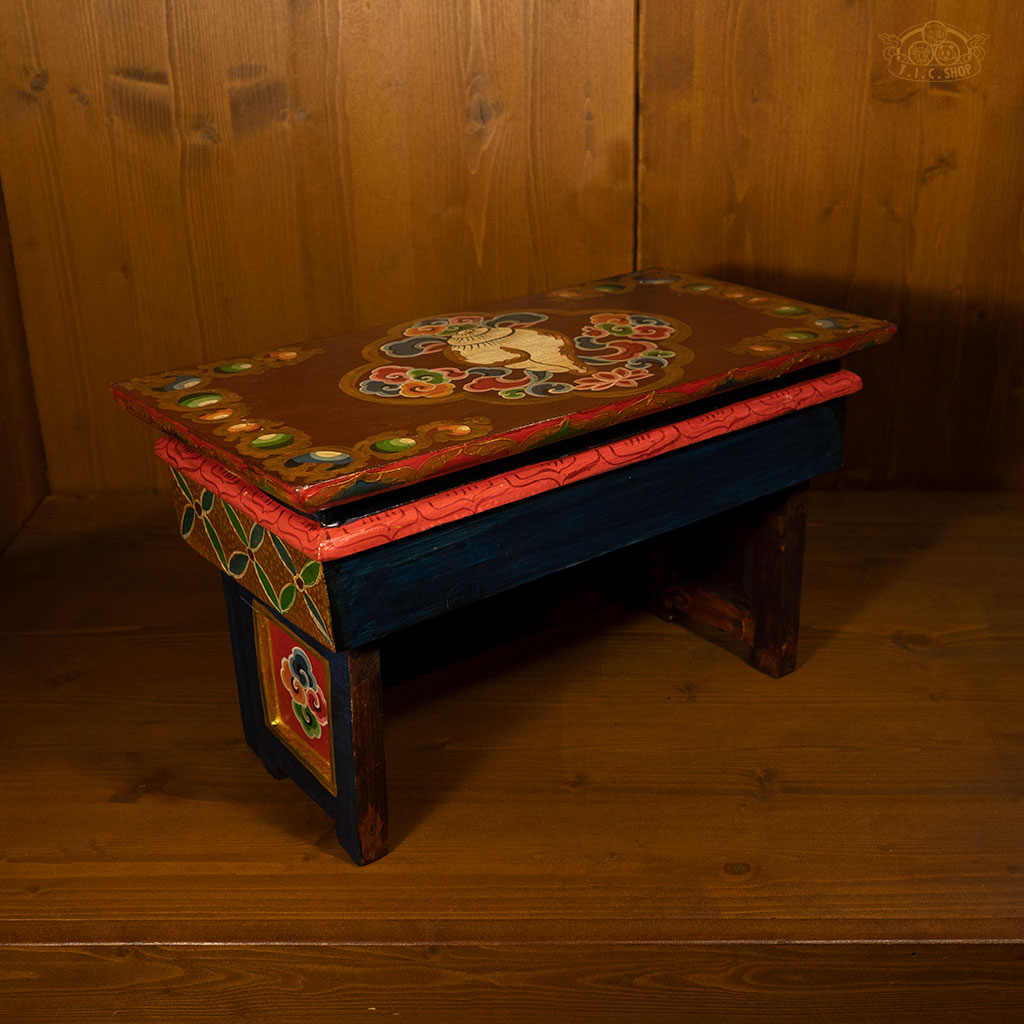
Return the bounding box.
[254,607,336,795]
[339,310,694,404]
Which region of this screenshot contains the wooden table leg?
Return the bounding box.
[343,645,388,863]
[649,482,810,678]
[221,576,388,865]
[747,483,809,676]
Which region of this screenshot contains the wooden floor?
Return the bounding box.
[1,491,1022,1020]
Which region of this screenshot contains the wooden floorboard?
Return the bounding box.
[1,491,1022,1017]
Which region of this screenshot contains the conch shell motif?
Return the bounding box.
[444,325,587,375]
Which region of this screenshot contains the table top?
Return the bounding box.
[112,269,895,513]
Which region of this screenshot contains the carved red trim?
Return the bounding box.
[156,369,861,564]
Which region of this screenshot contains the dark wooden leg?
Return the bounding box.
[747,483,808,677]
[221,576,389,864]
[340,646,388,864]
[650,482,810,678]
[222,574,286,775]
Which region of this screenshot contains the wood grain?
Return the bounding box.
[2,943,1024,1023]
[1,491,1022,947]
[639,0,1024,488]
[2,491,1024,1014]
[6,0,1020,495]
[658,483,810,677]
[2,491,1024,1017]
[348,645,388,863]
[0,0,635,494]
[0,191,47,550]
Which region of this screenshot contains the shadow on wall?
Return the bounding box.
[702,263,1024,490]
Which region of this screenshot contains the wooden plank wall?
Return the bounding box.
[0,191,47,550]
[639,0,1024,488]
[2,2,1022,495]
[0,0,635,495]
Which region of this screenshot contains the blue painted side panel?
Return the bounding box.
[221,578,368,863]
[326,401,846,648]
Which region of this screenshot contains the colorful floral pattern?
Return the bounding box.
[343,310,693,403]
[362,365,469,400]
[574,366,654,391]
[280,646,329,740]
[254,608,335,795]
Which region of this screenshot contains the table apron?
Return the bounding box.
[324,399,845,648]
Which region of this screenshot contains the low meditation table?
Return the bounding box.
[113,269,895,864]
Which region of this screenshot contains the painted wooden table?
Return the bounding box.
[113,268,895,864]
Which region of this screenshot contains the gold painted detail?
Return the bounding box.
[669,275,884,359]
[169,467,333,647]
[132,339,496,487]
[129,347,322,480]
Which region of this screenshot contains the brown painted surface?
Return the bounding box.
[113,270,892,510]
[639,1,1024,487]
[0,0,635,494]
[0,192,47,549]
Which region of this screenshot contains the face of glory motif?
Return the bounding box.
[443,325,586,375]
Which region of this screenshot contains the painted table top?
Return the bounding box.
[113,269,895,513]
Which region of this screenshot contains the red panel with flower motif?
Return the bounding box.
[254,606,335,796]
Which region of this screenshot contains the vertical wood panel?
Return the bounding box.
[639,1,1024,487]
[0,191,48,548]
[0,0,635,493]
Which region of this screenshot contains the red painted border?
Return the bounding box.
[156,370,861,565]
